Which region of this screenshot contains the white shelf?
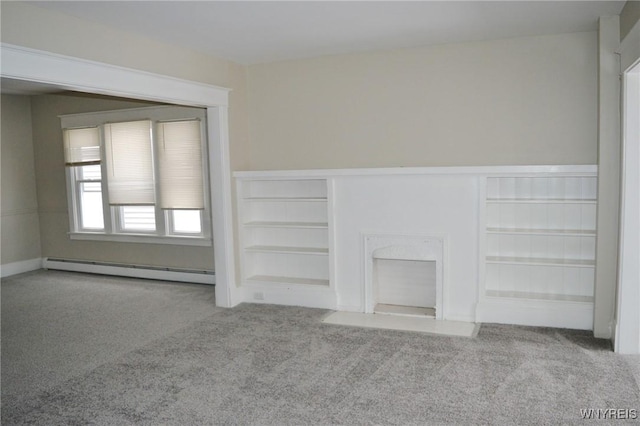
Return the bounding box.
[486,227,596,236]
[243,197,327,202]
[245,245,328,255]
[244,221,328,229]
[486,198,596,204]
[486,256,595,268]
[485,290,593,303]
[481,173,597,328]
[246,275,329,287]
[238,178,332,289]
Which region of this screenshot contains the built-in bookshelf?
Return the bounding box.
[237,178,331,289]
[235,165,598,328]
[478,171,598,328]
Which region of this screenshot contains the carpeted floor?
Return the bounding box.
[1,270,219,401]
[2,270,639,425]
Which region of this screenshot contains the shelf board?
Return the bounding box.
[486,227,596,236]
[246,275,329,287]
[486,256,595,268]
[486,198,596,204]
[245,245,329,255]
[243,197,327,202]
[485,289,593,303]
[244,221,328,229]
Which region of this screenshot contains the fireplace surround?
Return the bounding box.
[363,233,445,319]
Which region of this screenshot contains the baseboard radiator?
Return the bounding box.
[43,258,215,285]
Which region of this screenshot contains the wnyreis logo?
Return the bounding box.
[580,408,638,420]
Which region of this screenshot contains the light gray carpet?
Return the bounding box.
[2,271,639,425]
[1,270,218,401]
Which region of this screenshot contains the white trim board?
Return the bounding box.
[0,258,43,278]
[0,44,229,106]
[614,60,640,354]
[43,258,215,285]
[235,165,597,179]
[239,283,337,310]
[0,43,236,306]
[476,299,593,330]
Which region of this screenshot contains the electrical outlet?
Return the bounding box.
[253,292,265,301]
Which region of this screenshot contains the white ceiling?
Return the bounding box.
[28,1,625,65]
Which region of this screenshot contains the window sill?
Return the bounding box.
[69,232,212,247]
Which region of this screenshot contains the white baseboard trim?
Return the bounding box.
[43,258,215,285]
[476,299,594,330]
[1,258,43,278]
[337,304,364,312]
[322,311,479,337]
[239,283,337,310]
[445,314,476,323]
[335,305,476,324]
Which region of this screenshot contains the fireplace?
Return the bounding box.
[363,234,444,319]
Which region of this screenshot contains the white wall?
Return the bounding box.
[333,174,478,321]
[247,32,598,170]
[1,95,42,270]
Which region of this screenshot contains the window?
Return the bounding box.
[61,106,211,246]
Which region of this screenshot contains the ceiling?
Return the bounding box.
[28,1,625,65]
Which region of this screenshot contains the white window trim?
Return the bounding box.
[69,231,212,246]
[61,106,213,247]
[72,166,105,231]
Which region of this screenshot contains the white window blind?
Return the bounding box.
[63,127,101,166]
[121,206,156,231]
[104,120,155,205]
[61,106,212,245]
[157,120,204,209]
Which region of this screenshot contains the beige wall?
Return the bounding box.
[0,0,249,177]
[1,2,250,274]
[0,3,605,282]
[247,32,598,170]
[29,93,217,270]
[621,0,640,40]
[1,2,228,87]
[1,95,42,265]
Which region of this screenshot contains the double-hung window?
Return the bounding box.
[61,106,211,246]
